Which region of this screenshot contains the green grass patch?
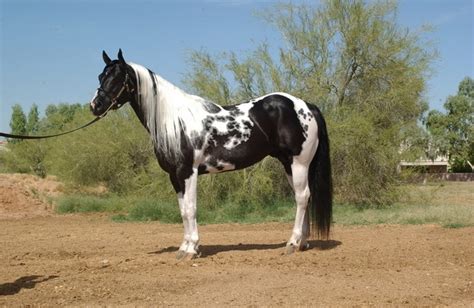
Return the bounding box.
[111,198,295,225]
[334,203,473,227]
[55,181,474,228]
[126,200,181,223]
[56,195,127,214]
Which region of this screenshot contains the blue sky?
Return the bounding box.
[0,0,472,135]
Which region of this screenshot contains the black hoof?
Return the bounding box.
[299,242,310,251]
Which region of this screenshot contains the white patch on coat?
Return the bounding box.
[223,136,240,150]
[203,101,256,151]
[90,90,99,108]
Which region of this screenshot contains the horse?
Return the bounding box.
[90,50,332,260]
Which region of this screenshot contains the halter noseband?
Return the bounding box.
[97,72,134,109]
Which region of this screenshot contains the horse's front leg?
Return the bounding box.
[176,192,189,260]
[176,168,200,260]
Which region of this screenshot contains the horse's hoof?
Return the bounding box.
[187,252,198,260]
[285,244,297,255]
[176,250,186,260]
[181,252,199,261]
[177,251,200,261]
[299,242,310,251]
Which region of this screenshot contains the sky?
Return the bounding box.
[0,0,473,135]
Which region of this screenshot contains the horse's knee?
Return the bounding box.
[295,187,310,206]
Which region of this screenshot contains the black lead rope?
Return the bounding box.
[0,116,103,139]
[1,73,133,140]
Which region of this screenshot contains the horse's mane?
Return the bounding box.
[129,63,207,160]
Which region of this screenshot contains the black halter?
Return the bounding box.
[97,72,134,109]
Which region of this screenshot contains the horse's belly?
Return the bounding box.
[197,140,270,175]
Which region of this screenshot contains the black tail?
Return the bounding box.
[308,105,333,239]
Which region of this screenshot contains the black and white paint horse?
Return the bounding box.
[90,50,332,259]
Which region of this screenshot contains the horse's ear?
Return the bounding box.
[118,49,126,65]
[102,50,112,65]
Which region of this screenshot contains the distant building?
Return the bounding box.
[399,155,450,173]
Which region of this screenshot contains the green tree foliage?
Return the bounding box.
[4,103,83,178]
[426,77,474,172]
[42,103,82,132]
[9,104,27,137]
[4,103,47,177]
[46,106,162,194]
[26,103,40,133]
[184,0,433,205]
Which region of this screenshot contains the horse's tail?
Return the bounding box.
[308,105,333,239]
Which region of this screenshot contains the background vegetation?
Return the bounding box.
[1,0,472,225]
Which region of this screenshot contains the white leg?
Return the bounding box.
[182,168,200,256]
[286,171,310,250]
[300,208,310,250]
[287,162,310,253]
[177,193,189,256]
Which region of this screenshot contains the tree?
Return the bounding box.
[184,0,434,205]
[42,103,83,132]
[426,77,474,172]
[26,103,40,134]
[10,104,27,137]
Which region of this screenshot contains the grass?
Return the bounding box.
[334,182,473,228]
[56,195,127,214]
[55,181,474,228]
[333,203,473,228]
[56,194,296,225]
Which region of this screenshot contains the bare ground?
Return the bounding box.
[0,174,473,306]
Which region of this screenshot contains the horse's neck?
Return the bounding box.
[130,67,208,153]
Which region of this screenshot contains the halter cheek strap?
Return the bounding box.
[97,72,134,109]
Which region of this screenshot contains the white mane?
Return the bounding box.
[129,63,207,159]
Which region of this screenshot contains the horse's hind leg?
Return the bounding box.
[284,169,310,249]
[286,161,311,254]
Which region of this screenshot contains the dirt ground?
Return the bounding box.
[0,174,473,306]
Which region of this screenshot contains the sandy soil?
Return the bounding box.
[0,174,473,306]
[0,173,62,219]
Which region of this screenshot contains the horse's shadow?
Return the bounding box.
[150,240,341,258]
[0,275,58,296]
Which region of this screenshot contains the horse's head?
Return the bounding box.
[90,49,134,116]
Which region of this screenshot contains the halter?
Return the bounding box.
[97,72,134,110]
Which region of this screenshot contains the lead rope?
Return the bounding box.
[0,100,119,140]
